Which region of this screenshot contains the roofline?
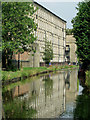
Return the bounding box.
[33,1,67,23]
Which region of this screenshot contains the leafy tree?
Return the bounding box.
[2,2,37,69]
[71,0,90,70]
[66,28,73,35]
[43,39,53,66]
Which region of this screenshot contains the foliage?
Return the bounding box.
[2,67,48,81]
[66,28,73,35]
[74,90,90,119]
[86,70,90,87]
[2,2,37,69]
[2,65,78,82]
[3,98,37,118]
[71,1,90,70]
[23,66,47,70]
[43,39,53,65]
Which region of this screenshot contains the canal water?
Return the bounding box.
[2,69,90,119]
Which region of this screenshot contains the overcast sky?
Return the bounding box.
[34,0,83,28]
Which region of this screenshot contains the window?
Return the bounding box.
[62,28,64,32]
[36,15,38,19]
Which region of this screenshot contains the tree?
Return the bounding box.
[43,39,53,66]
[66,28,73,35]
[2,2,37,69]
[71,0,90,70]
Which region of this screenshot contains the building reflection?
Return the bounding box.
[60,69,78,118]
[65,70,78,103]
[3,69,78,118]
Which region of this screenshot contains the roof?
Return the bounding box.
[34,1,67,23]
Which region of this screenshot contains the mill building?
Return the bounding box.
[13,1,67,67]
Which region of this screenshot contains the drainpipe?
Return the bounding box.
[18,53,20,70]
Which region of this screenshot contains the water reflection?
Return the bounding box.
[43,75,53,102]
[60,70,78,118]
[74,84,90,120]
[3,69,78,119]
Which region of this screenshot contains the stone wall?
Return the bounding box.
[34,2,66,65]
[66,35,77,64]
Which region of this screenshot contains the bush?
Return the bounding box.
[86,71,90,87]
[2,72,8,81]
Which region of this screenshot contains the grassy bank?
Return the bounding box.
[2,65,78,82]
[85,71,90,88]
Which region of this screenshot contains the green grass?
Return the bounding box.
[2,70,21,81]
[23,66,47,70]
[2,65,78,81]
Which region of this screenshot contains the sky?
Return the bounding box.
[34,0,83,28]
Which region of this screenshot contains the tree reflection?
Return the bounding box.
[74,89,90,120]
[3,98,37,119]
[65,71,70,90]
[43,75,53,97]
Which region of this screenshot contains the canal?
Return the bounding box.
[2,69,90,119]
